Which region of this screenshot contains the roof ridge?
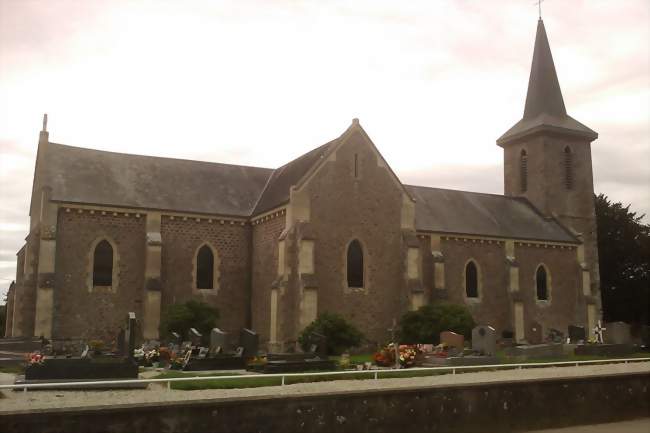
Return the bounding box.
[405,184,513,200]
[47,141,274,172]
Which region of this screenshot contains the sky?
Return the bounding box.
[0,0,648,300]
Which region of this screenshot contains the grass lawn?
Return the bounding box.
[152,351,649,390]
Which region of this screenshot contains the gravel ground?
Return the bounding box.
[0,361,648,413]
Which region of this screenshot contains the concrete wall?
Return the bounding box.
[2,372,647,433]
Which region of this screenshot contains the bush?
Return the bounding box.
[298,312,364,355]
[398,303,475,344]
[160,300,219,341]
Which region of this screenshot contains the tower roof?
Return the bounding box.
[497,19,597,146]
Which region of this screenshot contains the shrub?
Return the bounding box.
[160,300,219,341]
[298,312,364,355]
[398,303,475,344]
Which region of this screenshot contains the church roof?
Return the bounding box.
[497,19,597,146]
[406,185,578,243]
[42,142,274,217]
[253,138,339,215]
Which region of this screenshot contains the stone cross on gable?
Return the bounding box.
[593,320,606,344]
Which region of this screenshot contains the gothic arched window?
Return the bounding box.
[536,265,549,301]
[347,240,364,288]
[465,261,478,298]
[196,245,215,290]
[564,146,573,190]
[520,149,528,192]
[93,240,113,286]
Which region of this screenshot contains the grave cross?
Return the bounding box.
[387,318,400,369]
[593,320,606,344]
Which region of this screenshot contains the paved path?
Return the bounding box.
[527,418,650,432]
[1,361,648,413]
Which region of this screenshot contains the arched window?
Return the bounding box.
[520,149,528,192]
[196,245,215,289]
[347,240,364,288]
[536,265,549,300]
[93,240,113,286]
[564,146,573,189]
[465,261,478,298]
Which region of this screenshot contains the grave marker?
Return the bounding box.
[472,325,496,356]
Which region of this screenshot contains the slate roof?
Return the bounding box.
[43,142,273,217]
[253,138,338,215]
[406,185,577,243]
[498,19,597,145]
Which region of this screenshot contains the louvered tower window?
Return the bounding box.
[564,146,573,190]
[520,149,528,192]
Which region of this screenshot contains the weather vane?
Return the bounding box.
[534,0,545,19]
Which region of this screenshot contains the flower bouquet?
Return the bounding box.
[27,352,45,366]
[374,343,422,368]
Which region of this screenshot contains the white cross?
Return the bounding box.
[593,320,606,344]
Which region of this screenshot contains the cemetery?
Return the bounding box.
[3,305,648,394]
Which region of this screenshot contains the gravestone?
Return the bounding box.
[568,325,586,344]
[210,328,228,353]
[308,332,328,359]
[527,321,543,345]
[240,328,259,359]
[604,321,631,344]
[641,326,650,348]
[440,331,464,350]
[125,312,137,360]
[472,325,496,356]
[188,328,202,347]
[116,328,125,356]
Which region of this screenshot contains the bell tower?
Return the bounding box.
[497,19,601,321]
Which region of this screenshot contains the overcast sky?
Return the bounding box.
[1,0,648,300]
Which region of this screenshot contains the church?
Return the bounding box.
[4,19,601,350]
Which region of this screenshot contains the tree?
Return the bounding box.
[298,312,364,355]
[398,303,475,344]
[596,194,650,326]
[159,300,220,341]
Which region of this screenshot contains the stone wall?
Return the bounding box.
[53,209,146,341]
[3,372,647,433]
[12,235,37,337]
[251,213,286,345]
[299,128,410,344]
[514,242,583,338]
[160,216,251,336]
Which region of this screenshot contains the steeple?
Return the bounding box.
[497,19,597,146]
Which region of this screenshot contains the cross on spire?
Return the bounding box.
[535,0,545,19]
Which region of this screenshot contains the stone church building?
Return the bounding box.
[5,19,601,349]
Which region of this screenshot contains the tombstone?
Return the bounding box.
[641,326,650,348]
[604,321,631,344]
[210,328,228,353]
[310,332,328,358]
[80,344,89,359]
[240,328,259,358]
[188,328,202,347]
[116,328,125,356]
[472,325,496,356]
[527,321,543,345]
[125,312,137,360]
[568,325,586,344]
[440,331,464,350]
[171,332,181,346]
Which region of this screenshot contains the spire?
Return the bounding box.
[497,20,597,146]
[523,19,566,120]
[39,113,49,144]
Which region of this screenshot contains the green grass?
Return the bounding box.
[151,351,649,391]
[0,365,24,374]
